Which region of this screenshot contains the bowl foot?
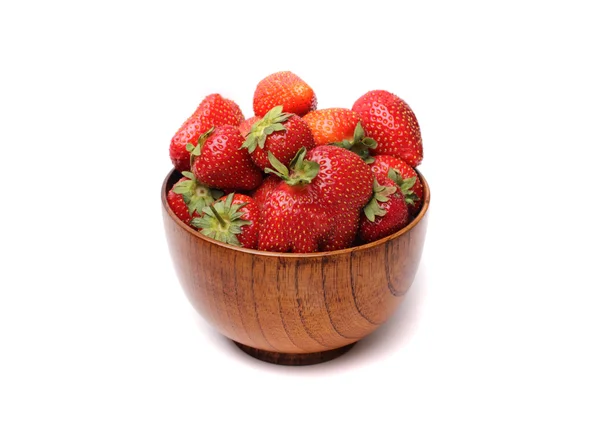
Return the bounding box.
[233,341,356,366]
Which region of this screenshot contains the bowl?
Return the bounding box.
[161,168,430,365]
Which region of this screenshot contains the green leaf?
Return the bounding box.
[181,171,195,180]
[186,143,195,152]
[266,152,289,177]
[354,122,365,140]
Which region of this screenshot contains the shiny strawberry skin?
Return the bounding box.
[192,125,262,191]
[359,176,410,243]
[370,155,423,215]
[250,175,281,212]
[166,177,200,226]
[302,108,361,146]
[169,94,244,172]
[320,207,360,251]
[250,114,316,170]
[258,184,331,253]
[306,145,373,209]
[253,71,317,117]
[352,90,423,167]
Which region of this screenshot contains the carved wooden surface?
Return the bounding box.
[161,169,430,365]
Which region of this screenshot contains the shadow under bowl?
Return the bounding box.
[161,169,430,366]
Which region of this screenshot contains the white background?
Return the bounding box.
[1,1,599,438]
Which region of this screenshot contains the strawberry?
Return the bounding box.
[253,71,317,117]
[352,90,423,167]
[250,174,281,212]
[239,116,261,137]
[169,94,244,172]
[241,106,316,171]
[302,108,361,146]
[258,147,372,252]
[370,155,423,215]
[303,145,373,209]
[167,172,222,226]
[320,207,361,251]
[192,193,259,249]
[359,176,410,243]
[191,125,263,191]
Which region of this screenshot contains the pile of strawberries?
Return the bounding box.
[167,71,424,253]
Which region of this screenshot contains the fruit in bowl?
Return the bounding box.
[162,72,430,365]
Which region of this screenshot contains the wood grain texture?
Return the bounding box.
[161,169,430,365]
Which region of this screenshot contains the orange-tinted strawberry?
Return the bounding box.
[359,176,410,243]
[253,71,317,117]
[170,94,244,172]
[302,108,361,146]
[241,106,316,171]
[370,155,423,215]
[192,193,259,249]
[352,90,423,167]
[191,126,262,191]
[167,173,222,226]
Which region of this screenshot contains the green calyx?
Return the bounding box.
[241,105,292,153]
[333,122,377,163]
[387,169,419,206]
[190,193,251,247]
[186,127,215,168]
[172,171,223,215]
[264,147,320,186]
[363,178,397,222]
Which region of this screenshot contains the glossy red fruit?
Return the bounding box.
[352,90,423,167]
[258,147,372,253]
[167,173,221,226]
[370,155,423,215]
[253,71,317,117]
[359,176,410,244]
[242,106,316,171]
[250,174,281,212]
[302,108,361,146]
[305,145,373,210]
[320,207,361,251]
[192,193,260,249]
[191,125,262,191]
[169,94,244,172]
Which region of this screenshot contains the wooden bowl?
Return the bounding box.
[161,169,430,365]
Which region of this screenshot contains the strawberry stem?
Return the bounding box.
[209,204,227,228]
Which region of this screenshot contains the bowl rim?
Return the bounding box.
[161,167,430,258]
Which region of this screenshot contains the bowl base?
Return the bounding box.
[233,341,356,366]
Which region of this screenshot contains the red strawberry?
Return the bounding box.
[370,155,423,215]
[359,176,410,243]
[352,90,423,167]
[258,183,330,253]
[253,71,317,117]
[258,147,372,253]
[250,174,281,212]
[241,106,316,171]
[192,193,259,249]
[304,145,373,209]
[170,94,244,172]
[302,108,361,146]
[320,207,361,251]
[239,116,260,137]
[167,172,222,226]
[191,125,263,191]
